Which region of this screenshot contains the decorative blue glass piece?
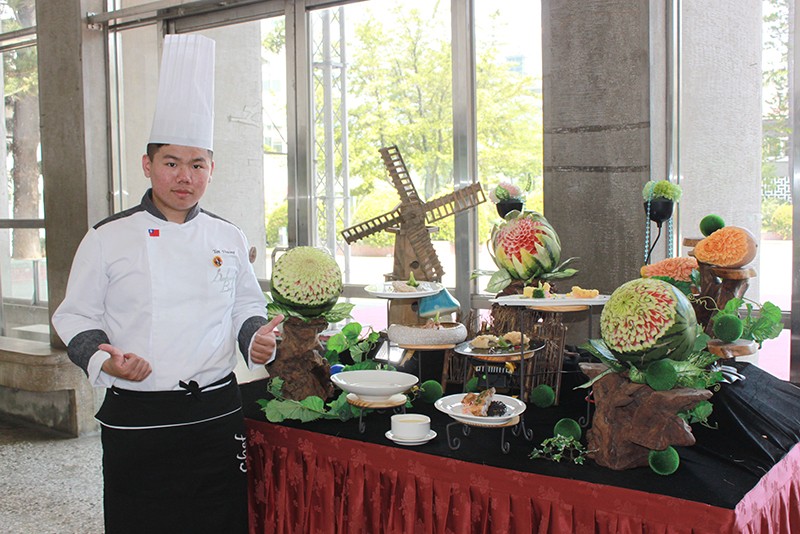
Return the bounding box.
[418,287,460,318]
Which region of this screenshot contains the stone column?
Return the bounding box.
[542,0,655,340]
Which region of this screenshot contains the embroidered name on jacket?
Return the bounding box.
[212,265,236,294]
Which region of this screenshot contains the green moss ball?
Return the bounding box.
[530,384,556,408]
[553,418,582,441]
[419,380,443,403]
[648,446,680,475]
[645,359,678,391]
[713,314,744,343]
[465,377,479,393]
[699,214,725,237]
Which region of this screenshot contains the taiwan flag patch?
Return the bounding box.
[148,228,160,237]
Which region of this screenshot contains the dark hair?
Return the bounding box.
[145,143,214,160]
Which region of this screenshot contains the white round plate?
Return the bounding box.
[434,393,525,426]
[331,370,418,402]
[385,429,437,446]
[364,281,443,299]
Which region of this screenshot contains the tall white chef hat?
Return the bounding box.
[148,34,215,151]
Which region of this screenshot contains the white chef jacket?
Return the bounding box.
[52,191,269,391]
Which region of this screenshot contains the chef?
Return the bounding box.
[52,34,282,534]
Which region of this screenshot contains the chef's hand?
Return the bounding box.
[250,315,284,365]
[98,343,152,381]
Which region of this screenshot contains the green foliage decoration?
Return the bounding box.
[712,297,783,349]
[642,180,682,202]
[324,322,382,365]
[678,400,717,429]
[257,360,392,423]
[553,418,582,441]
[530,434,590,465]
[648,446,680,475]
[530,384,556,408]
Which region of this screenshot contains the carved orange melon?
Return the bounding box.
[640,257,698,282]
[693,226,757,268]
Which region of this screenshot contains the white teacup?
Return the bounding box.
[391,414,431,440]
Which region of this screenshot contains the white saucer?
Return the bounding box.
[385,429,437,446]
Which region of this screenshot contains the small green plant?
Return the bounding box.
[324,321,381,364]
[643,180,682,202]
[530,434,590,465]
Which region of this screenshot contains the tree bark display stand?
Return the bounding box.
[266,316,334,401]
[683,237,757,336]
[579,363,712,470]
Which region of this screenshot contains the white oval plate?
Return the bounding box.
[490,294,610,307]
[434,393,525,426]
[331,370,418,402]
[365,281,443,299]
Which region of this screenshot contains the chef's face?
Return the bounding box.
[142,144,214,223]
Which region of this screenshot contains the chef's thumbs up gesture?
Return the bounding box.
[98,343,152,381]
[250,314,284,365]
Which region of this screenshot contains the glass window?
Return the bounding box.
[677,1,792,379]
[0,38,45,339]
[109,17,289,281]
[475,0,544,281]
[760,0,792,312]
[0,0,35,32]
[309,1,455,288]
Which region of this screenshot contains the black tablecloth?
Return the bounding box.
[240,360,800,510]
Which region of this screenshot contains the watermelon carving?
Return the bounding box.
[600,278,697,365]
[487,211,576,291]
[271,246,343,317]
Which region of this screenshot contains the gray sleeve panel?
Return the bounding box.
[238,315,269,363]
[67,329,110,376]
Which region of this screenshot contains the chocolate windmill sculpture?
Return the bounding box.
[342,145,486,323]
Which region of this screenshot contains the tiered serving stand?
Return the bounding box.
[488,294,610,403]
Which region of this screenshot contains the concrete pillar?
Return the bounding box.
[678,1,762,298]
[542,0,653,309]
[37,0,110,347]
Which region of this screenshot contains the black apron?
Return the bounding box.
[98,373,248,534]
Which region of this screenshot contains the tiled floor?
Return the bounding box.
[0,416,103,534]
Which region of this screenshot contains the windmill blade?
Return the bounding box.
[379,145,423,207]
[341,207,403,244]
[425,182,486,224]
[404,213,444,282]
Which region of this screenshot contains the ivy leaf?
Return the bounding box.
[678,400,716,428]
[485,269,512,293]
[719,297,743,317]
[342,322,363,341]
[742,302,783,347]
[324,391,364,421]
[268,377,285,397]
[326,333,348,354]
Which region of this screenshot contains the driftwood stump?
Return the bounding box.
[580,363,712,470]
[266,316,334,401]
